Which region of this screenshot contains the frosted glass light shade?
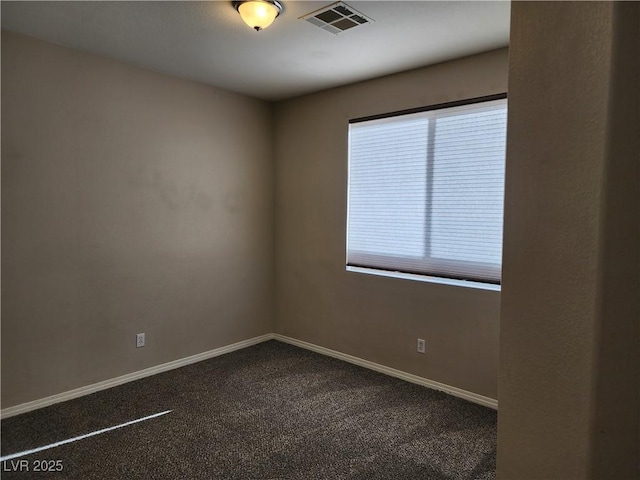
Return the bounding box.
[237,1,281,31]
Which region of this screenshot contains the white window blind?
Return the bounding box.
[347,96,507,284]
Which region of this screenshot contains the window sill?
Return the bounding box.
[346,266,501,292]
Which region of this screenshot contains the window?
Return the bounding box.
[347,94,507,285]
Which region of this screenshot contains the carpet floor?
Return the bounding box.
[1,340,497,479]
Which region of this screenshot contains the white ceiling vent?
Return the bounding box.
[300,2,374,35]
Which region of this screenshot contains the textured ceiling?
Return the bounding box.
[1,1,510,101]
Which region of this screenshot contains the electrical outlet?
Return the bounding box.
[136,333,145,348]
[417,338,426,354]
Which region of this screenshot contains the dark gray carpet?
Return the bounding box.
[1,340,496,479]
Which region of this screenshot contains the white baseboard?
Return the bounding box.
[273,334,498,410]
[2,332,496,418]
[1,333,275,419]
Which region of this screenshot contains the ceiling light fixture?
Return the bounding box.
[233,1,283,32]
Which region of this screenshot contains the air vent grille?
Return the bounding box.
[300,2,373,35]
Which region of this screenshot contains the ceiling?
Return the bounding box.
[1,1,510,101]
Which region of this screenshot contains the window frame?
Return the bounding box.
[346,93,508,287]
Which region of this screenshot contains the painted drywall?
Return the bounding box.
[498,2,639,478]
[589,3,639,477]
[1,31,274,408]
[273,49,508,400]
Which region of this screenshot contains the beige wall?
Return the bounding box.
[498,2,639,478]
[590,3,640,475]
[273,49,508,400]
[1,31,274,408]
